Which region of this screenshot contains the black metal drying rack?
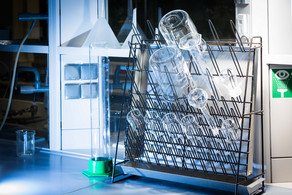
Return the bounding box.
[112,20,264,195]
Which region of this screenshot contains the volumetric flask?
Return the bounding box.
[221,119,240,143]
[187,88,219,136]
[16,129,35,157]
[149,46,195,101]
[127,109,145,136]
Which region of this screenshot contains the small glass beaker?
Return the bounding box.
[16,129,35,157]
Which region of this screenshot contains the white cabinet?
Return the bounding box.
[270,95,292,157]
[50,0,129,152]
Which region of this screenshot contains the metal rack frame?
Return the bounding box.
[112,21,264,195]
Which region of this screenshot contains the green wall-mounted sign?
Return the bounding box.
[272,69,292,98]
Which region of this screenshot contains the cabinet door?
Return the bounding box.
[269,0,292,55]
[272,158,292,182]
[61,54,98,150]
[270,67,292,157]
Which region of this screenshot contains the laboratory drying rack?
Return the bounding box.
[112,21,264,195]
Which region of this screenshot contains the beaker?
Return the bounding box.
[188,88,219,136]
[16,129,35,157]
[149,46,195,101]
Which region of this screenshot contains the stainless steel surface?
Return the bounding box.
[0,140,106,195]
[0,139,291,194]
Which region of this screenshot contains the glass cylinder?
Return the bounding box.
[16,129,35,157]
[89,43,110,162]
[149,46,195,101]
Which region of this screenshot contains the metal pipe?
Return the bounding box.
[17,67,49,94]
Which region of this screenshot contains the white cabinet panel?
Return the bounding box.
[271,98,292,157]
[62,130,91,149]
[272,158,292,182]
[61,54,99,151]
[269,0,292,55]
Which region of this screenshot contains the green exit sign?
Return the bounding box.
[272,69,292,98]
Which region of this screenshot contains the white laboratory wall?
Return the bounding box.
[268,0,292,55]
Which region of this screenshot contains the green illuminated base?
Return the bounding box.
[82,157,113,177]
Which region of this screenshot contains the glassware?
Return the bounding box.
[180,114,201,139]
[126,109,145,136]
[219,68,242,97]
[187,88,219,136]
[161,113,184,141]
[83,44,112,177]
[149,46,195,101]
[16,129,35,157]
[221,119,240,143]
[144,110,163,136]
[90,45,110,162]
[159,10,216,98]
[159,10,200,46]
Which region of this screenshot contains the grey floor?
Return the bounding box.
[1,140,292,195]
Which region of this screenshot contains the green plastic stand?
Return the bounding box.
[82,157,113,177]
